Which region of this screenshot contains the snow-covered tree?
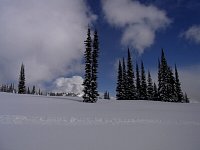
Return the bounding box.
[83,28,92,102]
[91,29,99,102]
[18,63,26,94]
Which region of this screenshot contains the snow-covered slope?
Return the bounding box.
[0,92,199,150]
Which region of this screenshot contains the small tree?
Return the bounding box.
[184,93,189,103]
[27,87,30,94]
[18,63,26,94]
[31,85,36,95]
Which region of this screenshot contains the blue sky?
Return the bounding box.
[89,0,200,100]
[0,0,200,101]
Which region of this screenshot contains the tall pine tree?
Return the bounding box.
[147,71,154,100]
[153,83,159,101]
[174,65,183,102]
[140,61,147,100]
[158,49,169,101]
[18,63,26,94]
[83,28,92,102]
[116,60,123,100]
[126,48,136,100]
[91,29,99,102]
[122,58,127,100]
[136,62,141,99]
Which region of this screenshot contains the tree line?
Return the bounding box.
[0,63,43,95]
[116,49,189,103]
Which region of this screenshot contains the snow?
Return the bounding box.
[0,92,200,150]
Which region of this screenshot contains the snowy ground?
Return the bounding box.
[0,93,200,150]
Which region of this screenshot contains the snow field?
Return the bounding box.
[0,93,200,150]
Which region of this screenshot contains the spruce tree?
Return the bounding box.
[153,83,159,101]
[184,93,189,103]
[136,62,141,99]
[174,65,183,102]
[140,61,147,100]
[18,63,26,94]
[116,60,123,100]
[158,50,170,101]
[91,29,99,102]
[107,92,110,99]
[104,91,108,99]
[27,87,30,94]
[31,85,35,95]
[122,58,127,100]
[147,71,154,100]
[83,28,92,103]
[167,67,176,102]
[126,48,136,100]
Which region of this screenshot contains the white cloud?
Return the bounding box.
[101,0,170,54]
[178,65,200,102]
[181,25,200,44]
[53,76,84,95]
[0,0,96,85]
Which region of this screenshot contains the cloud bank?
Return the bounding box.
[53,76,84,95]
[178,65,200,102]
[101,0,171,54]
[181,25,200,44]
[0,0,96,85]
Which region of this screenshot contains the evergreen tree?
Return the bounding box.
[116,60,123,100]
[166,67,176,102]
[136,62,141,99]
[157,59,161,99]
[31,85,35,95]
[158,50,170,101]
[27,87,30,94]
[147,71,154,100]
[174,65,183,102]
[122,58,127,99]
[126,48,136,100]
[184,93,189,103]
[18,63,26,94]
[104,91,108,99]
[153,83,159,101]
[107,92,110,99]
[140,61,147,100]
[91,29,99,102]
[83,28,92,103]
